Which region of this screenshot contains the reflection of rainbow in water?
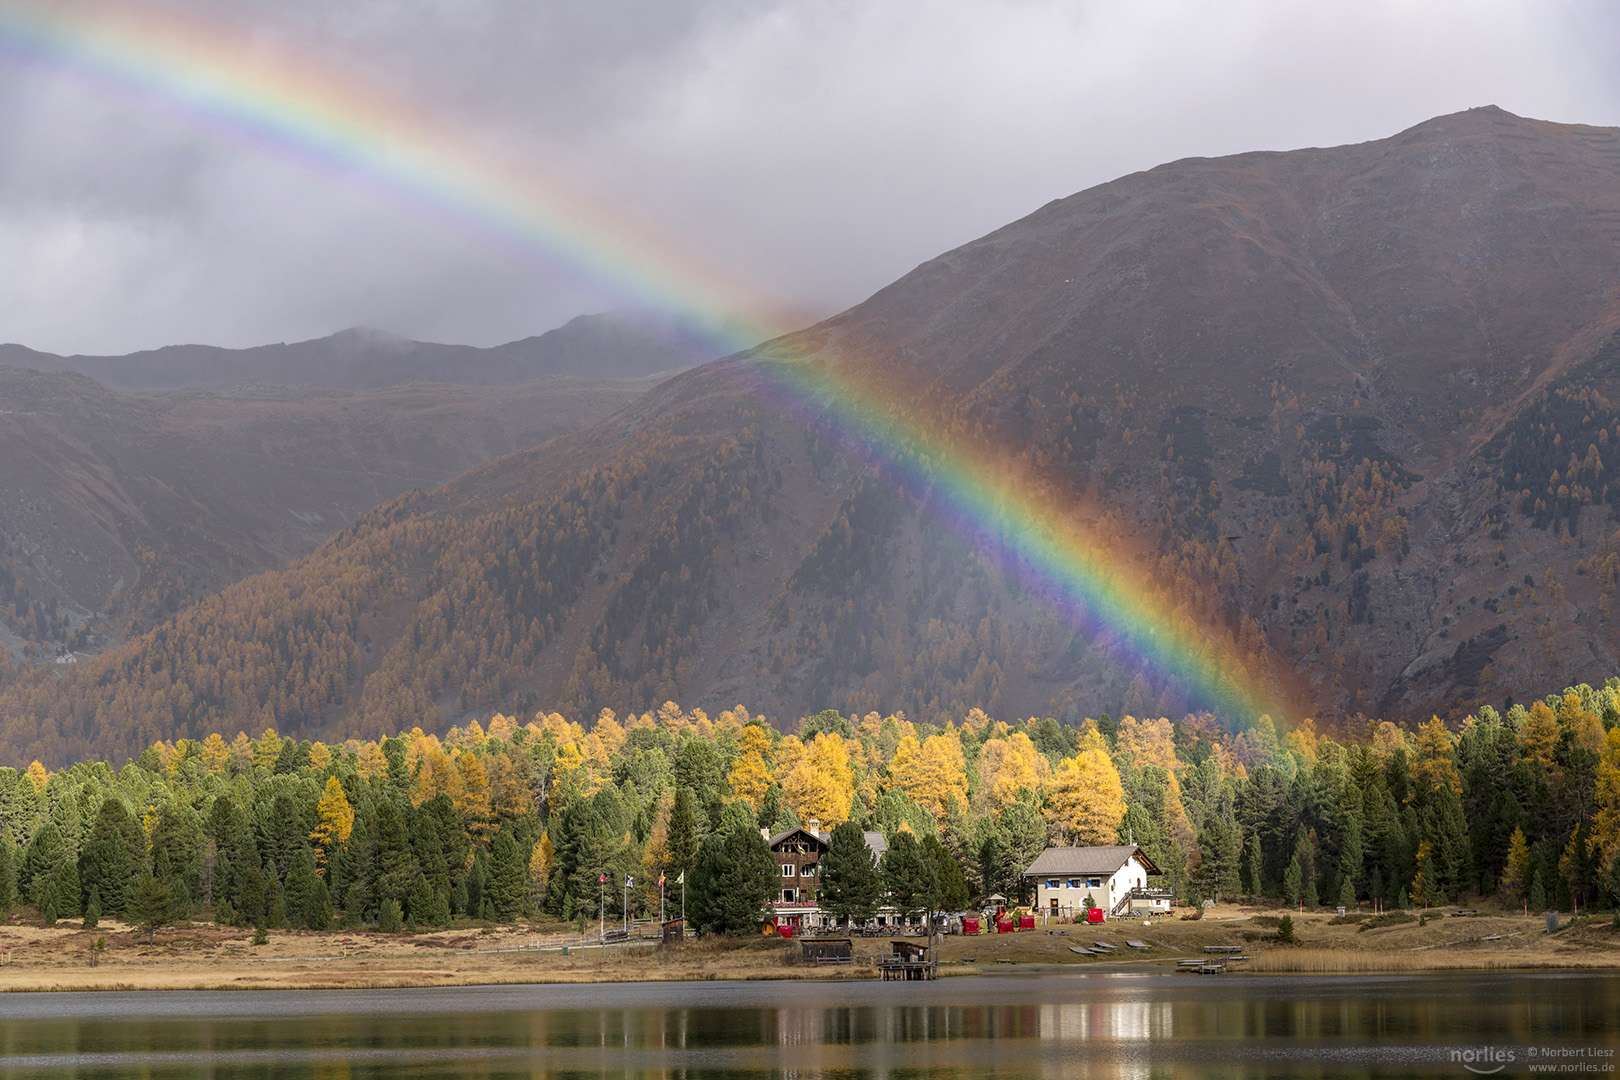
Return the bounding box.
[0,1,1294,725]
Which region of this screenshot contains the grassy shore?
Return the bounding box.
[1,903,1617,992]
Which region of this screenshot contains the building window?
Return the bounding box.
[1068,879,1082,889]
[802,864,816,877]
[1088,878,1102,888]
[782,864,795,877]
[784,889,794,903]
[1047,879,1059,889]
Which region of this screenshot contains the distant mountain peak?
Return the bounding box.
[0,310,721,392]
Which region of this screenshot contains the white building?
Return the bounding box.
[1022,845,1166,918]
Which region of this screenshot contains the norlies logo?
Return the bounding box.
[1452,1046,1516,1075]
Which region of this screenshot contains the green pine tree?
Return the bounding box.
[882,831,936,926]
[405,871,436,930]
[922,834,970,918]
[0,835,14,915]
[688,825,775,936]
[819,821,883,927]
[667,787,702,881]
[1241,834,1265,898]
[131,874,172,946]
[488,829,527,919]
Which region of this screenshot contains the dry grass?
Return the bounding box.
[1242,948,1620,973]
[1,903,1617,991]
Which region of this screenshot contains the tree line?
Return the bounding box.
[1,685,1617,937]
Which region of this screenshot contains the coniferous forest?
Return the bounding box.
[2,684,1619,936]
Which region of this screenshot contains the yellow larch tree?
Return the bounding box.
[886,734,968,822]
[976,732,1048,812]
[1411,716,1462,799]
[1076,718,1109,755]
[356,741,388,780]
[201,733,230,775]
[228,732,255,773]
[308,742,332,774]
[528,831,554,907]
[487,713,518,746]
[549,740,593,813]
[656,701,690,736]
[1501,826,1532,899]
[535,712,585,745]
[456,752,494,844]
[781,732,855,827]
[1592,728,1620,881]
[1282,717,1320,768]
[727,725,776,810]
[1518,701,1560,771]
[25,760,48,791]
[689,708,714,740]
[1044,747,1127,846]
[1368,721,1408,764]
[592,709,627,759]
[489,752,530,822]
[310,775,354,870]
[1116,716,1180,772]
[253,728,282,770]
[411,746,463,807]
[1556,692,1608,756]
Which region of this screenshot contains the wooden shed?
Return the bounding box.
[800,938,853,964]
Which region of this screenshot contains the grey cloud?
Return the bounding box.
[0,0,1615,354]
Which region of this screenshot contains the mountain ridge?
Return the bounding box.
[5,107,1620,763]
[0,311,711,392]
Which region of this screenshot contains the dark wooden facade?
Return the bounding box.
[799,938,853,964]
[768,826,828,907]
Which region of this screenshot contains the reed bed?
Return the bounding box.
[1241,949,1620,973]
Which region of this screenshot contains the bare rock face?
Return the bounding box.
[7,107,1620,761]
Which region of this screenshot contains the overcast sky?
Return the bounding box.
[0,0,1617,356]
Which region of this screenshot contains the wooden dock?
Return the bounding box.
[877,939,938,980]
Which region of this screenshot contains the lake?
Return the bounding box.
[0,971,1615,1078]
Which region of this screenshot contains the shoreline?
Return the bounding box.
[2,905,1616,993]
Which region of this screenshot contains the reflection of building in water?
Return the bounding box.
[1039,999,1171,1042]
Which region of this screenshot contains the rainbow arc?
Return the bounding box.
[0,0,1297,726]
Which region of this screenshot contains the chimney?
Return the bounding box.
[808,818,822,836]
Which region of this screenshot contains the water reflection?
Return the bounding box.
[0,972,1615,1079]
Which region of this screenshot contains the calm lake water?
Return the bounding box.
[0,971,1615,1078]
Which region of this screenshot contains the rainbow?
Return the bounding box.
[0,1,1293,726]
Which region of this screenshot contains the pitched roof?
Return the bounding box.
[768,827,887,863]
[1022,845,1161,877]
[768,826,829,850]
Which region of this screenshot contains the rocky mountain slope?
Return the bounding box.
[0,311,708,392]
[5,106,1620,764]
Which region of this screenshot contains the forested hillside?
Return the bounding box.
[6,108,1620,762]
[0,368,662,663]
[2,687,1618,935]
